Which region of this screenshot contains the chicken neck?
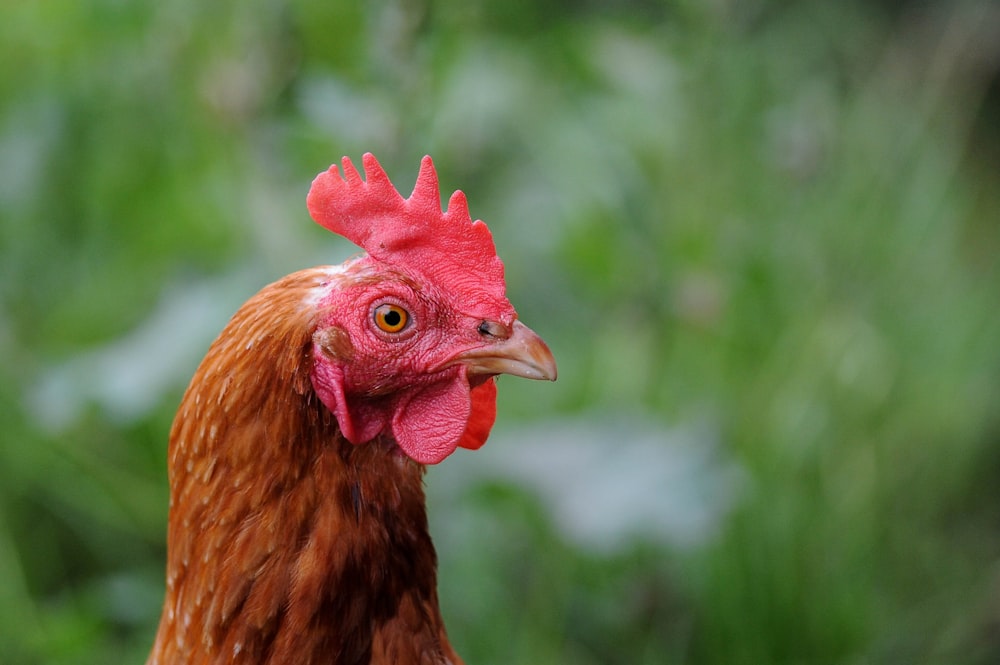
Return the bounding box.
[148,270,461,665]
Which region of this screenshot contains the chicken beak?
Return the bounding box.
[458,320,558,381]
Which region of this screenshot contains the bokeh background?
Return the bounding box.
[2,0,1000,663]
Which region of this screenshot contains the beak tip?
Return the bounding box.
[538,360,558,382]
[514,320,557,382]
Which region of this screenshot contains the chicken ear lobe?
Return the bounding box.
[311,335,387,444]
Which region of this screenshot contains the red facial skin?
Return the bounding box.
[309,257,515,464]
[305,153,525,465]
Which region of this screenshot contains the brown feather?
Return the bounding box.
[147,268,462,665]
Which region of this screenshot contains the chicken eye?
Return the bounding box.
[373,303,409,333]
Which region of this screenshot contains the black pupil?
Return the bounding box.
[383,309,402,327]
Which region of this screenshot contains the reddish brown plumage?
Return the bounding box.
[147,155,556,665]
[149,269,460,665]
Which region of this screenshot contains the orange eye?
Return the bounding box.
[373,303,409,333]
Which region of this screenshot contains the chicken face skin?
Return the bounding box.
[309,258,554,464]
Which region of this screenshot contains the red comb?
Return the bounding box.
[307,153,507,307]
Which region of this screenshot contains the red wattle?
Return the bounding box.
[457,379,496,451]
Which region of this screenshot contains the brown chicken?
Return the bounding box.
[146,154,557,665]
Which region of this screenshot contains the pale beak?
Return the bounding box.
[457,320,557,381]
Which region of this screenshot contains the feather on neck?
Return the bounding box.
[147,268,460,665]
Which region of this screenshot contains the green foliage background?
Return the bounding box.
[2,0,999,663]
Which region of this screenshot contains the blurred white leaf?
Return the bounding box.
[432,414,745,553]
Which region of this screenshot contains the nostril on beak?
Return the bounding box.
[477,320,508,339]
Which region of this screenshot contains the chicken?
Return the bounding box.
[146,153,557,665]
